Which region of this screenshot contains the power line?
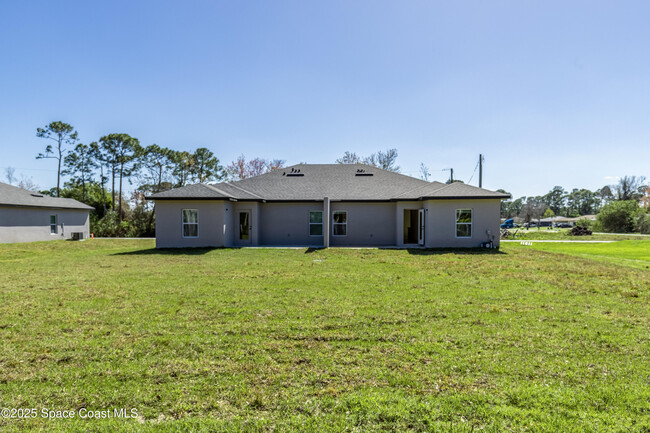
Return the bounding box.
[0,166,58,172]
[467,159,480,185]
[442,168,454,183]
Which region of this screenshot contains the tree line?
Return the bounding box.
[22,122,404,237]
[499,176,648,220]
[11,122,649,235]
[27,121,289,237]
[498,176,650,233]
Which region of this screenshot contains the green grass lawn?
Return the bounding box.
[0,240,649,432]
[512,240,650,271]
[502,228,648,241]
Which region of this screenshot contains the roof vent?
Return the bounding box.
[30,193,44,197]
[285,167,304,177]
[355,168,373,177]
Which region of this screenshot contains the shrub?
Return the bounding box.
[637,213,650,234]
[575,218,593,229]
[591,220,603,232]
[569,226,592,236]
[596,200,643,233]
[91,211,132,237]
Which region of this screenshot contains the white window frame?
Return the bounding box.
[182,209,199,238]
[455,208,473,238]
[50,215,57,235]
[309,210,323,237]
[332,210,347,237]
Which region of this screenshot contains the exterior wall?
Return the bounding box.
[330,202,396,247]
[395,201,424,248]
[424,199,501,248]
[232,202,260,247]
[152,198,502,249]
[224,202,234,247]
[154,200,226,248]
[0,206,89,243]
[258,202,325,246]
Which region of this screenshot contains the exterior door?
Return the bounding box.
[238,210,251,245]
[418,209,425,246]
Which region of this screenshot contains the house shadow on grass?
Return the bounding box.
[112,246,507,256]
[404,247,507,256]
[112,247,222,256]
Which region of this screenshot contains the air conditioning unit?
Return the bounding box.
[71,232,85,241]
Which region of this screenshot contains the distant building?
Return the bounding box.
[538,215,597,227]
[0,182,93,243]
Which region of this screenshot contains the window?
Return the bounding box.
[332,211,347,236]
[182,209,199,238]
[456,209,472,238]
[50,215,57,234]
[309,211,323,236]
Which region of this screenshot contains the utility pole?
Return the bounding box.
[478,154,483,188]
[443,168,454,183]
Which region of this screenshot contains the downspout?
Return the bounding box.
[323,197,330,248]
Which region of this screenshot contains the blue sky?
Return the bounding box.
[1,0,648,198]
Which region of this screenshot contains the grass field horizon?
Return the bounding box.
[0,240,648,432]
[501,228,649,241]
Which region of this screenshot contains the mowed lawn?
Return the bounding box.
[520,240,650,271]
[504,229,649,241]
[0,240,649,432]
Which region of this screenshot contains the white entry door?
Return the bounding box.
[418,209,425,245]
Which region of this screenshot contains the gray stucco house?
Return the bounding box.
[0,182,93,243]
[148,164,509,249]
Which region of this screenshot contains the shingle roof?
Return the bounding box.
[0,182,94,210]
[148,164,511,201]
[393,179,510,200]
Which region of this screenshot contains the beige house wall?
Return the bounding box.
[329,202,396,247]
[424,199,501,248]
[152,198,502,249]
[395,201,424,248]
[0,206,89,243]
[231,202,260,247]
[154,200,226,248]
[258,202,325,246]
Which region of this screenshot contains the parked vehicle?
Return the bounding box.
[501,218,515,229]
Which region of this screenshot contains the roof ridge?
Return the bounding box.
[220,182,264,199]
[425,181,457,194]
[447,182,486,191]
[0,181,93,210]
[202,183,234,197]
[392,181,447,199]
[0,181,35,195]
[145,166,509,202]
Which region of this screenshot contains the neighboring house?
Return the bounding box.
[0,182,93,243]
[147,164,510,249]
[537,215,597,227]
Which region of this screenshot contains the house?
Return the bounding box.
[0,182,93,243]
[537,215,597,227]
[147,164,510,249]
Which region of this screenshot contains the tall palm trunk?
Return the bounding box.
[118,164,124,221]
[111,164,116,210]
[56,138,62,197]
[99,165,107,215]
